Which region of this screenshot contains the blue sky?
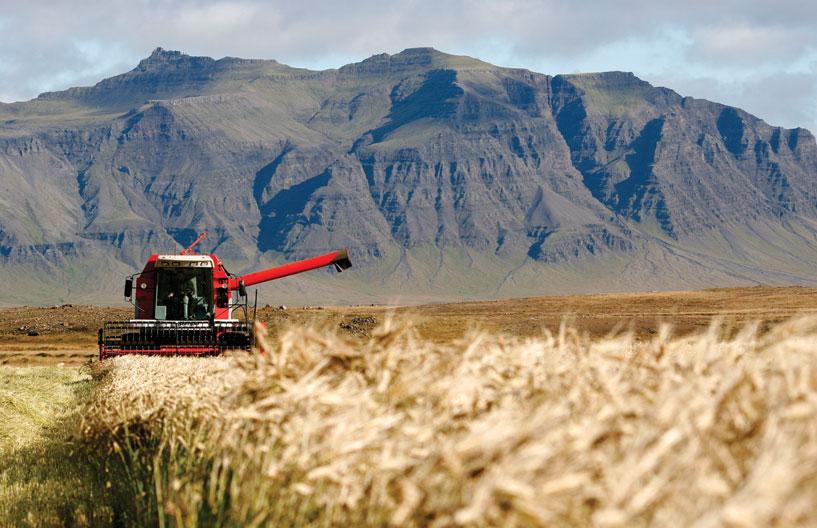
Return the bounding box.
[1,0,815,132]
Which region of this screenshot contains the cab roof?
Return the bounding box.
[155,255,214,268]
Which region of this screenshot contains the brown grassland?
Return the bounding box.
[2,286,817,526]
[2,286,817,366]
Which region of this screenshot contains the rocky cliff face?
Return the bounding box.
[2,47,817,305]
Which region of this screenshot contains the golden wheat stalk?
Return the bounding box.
[82,316,817,527]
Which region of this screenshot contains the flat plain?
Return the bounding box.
[1,285,816,365]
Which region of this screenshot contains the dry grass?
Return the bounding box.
[82,316,817,527]
[0,366,83,450]
[6,286,817,366]
[0,366,114,527]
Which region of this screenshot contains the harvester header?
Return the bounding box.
[98,234,351,359]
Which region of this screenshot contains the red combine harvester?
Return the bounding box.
[98,233,351,359]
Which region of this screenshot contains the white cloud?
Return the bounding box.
[648,66,817,131]
[691,24,811,65]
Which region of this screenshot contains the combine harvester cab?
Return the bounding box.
[98,234,351,359]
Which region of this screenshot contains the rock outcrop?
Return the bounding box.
[2,47,816,304]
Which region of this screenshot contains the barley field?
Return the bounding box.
[74,315,817,527]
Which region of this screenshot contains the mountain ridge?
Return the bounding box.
[1,47,816,305]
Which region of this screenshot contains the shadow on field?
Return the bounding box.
[0,369,135,527]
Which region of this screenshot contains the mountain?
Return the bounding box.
[1,47,817,305]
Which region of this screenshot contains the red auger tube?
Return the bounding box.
[228,249,351,289]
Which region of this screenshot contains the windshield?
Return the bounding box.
[155,268,213,321]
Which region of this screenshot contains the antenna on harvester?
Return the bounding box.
[180,232,207,255]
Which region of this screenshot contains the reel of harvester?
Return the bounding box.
[98,233,352,360]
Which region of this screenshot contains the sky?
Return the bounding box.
[1,0,815,132]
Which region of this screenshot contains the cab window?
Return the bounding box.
[155,268,213,320]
